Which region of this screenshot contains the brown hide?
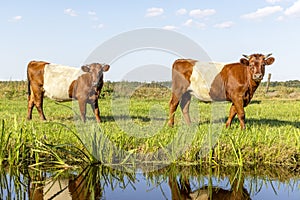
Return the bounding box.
[27,61,109,122]
[169,59,197,125]
[168,54,275,129]
[68,66,104,122]
[27,61,49,121]
[210,63,249,101]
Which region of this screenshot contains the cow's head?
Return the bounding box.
[240,53,275,82]
[81,63,110,86]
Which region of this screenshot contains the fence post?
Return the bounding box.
[265,73,271,93]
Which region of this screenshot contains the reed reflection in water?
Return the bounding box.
[1,164,299,199]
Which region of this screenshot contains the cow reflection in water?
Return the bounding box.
[168,175,251,200]
[30,172,102,200]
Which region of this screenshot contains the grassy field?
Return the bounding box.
[0,81,299,171]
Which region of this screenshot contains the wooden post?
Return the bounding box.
[265,73,271,93]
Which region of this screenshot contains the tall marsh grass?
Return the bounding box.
[0,81,299,170]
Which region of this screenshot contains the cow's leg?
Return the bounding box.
[180,92,191,125]
[232,99,246,129]
[237,108,246,130]
[168,93,180,126]
[33,89,46,121]
[225,104,237,128]
[90,100,101,123]
[78,100,87,122]
[168,175,181,200]
[35,99,46,120]
[27,94,35,120]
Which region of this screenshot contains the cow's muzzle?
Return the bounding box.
[253,73,263,81]
[92,81,98,87]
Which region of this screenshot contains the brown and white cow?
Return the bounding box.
[168,53,275,129]
[27,61,110,122]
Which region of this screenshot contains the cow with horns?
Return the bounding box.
[168,53,275,129]
[27,61,110,122]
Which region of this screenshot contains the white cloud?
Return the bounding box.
[90,16,99,21]
[92,24,104,29]
[241,6,283,19]
[162,25,178,30]
[214,21,234,29]
[145,7,164,17]
[88,11,103,28]
[176,8,187,15]
[266,0,282,4]
[9,15,22,22]
[88,11,99,21]
[189,9,216,19]
[64,8,78,17]
[183,19,206,29]
[184,19,193,26]
[284,0,300,16]
[88,11,97,16]
[277,15,285,21]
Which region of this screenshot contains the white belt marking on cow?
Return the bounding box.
[43,64,86,101]
[188,62,225,102]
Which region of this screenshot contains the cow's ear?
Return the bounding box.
[240,58,249,66]
[81,65,90,72]
[265,57,275,66]
[102,64,110,72]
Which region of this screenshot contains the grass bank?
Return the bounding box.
[0,81,299,170]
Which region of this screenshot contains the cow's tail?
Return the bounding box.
[27,73,31,97]
[27,62,32,98]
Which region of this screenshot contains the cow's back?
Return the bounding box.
[43,64,85,101]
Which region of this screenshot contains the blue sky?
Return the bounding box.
[1,0,300,81]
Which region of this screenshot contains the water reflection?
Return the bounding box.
[0,164,299,200]
[28,166,134,200]
[30,167,103,199]
[168,172,250,199]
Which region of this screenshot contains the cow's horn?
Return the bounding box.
[242,54,250,59]
[265,53,272,58]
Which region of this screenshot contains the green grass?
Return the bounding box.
[0,81,299,171]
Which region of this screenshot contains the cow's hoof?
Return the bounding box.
[167,121,174,127]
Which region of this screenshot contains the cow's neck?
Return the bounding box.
[248,77,261,96]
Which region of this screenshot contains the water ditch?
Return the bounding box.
[1,164,299,200]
